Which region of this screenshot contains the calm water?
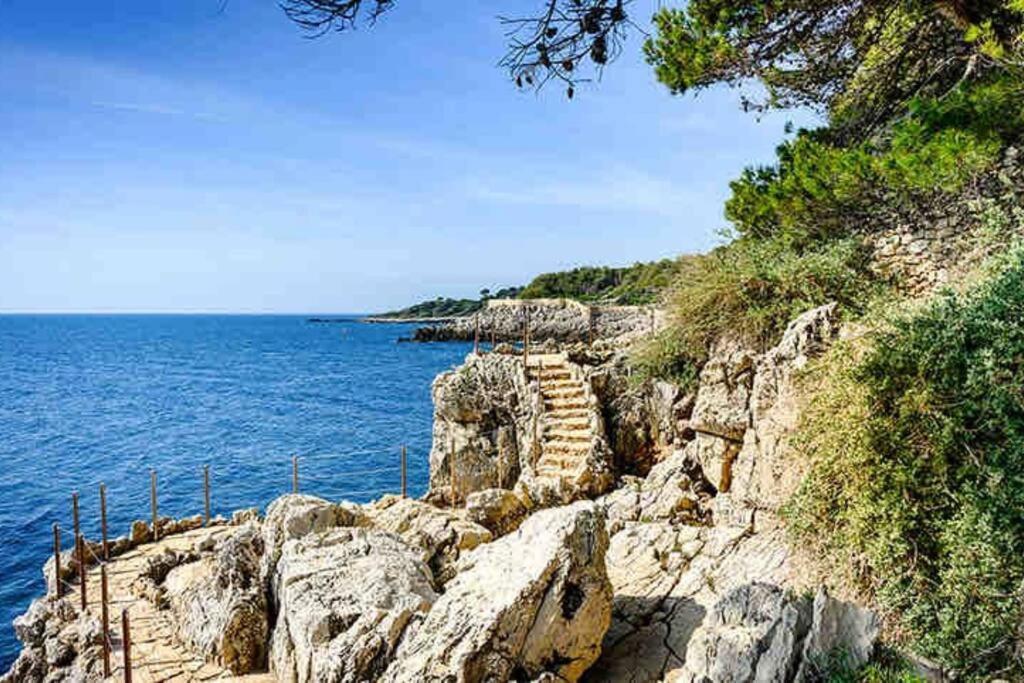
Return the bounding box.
[0,315,470,669]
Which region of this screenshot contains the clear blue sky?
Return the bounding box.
[0,1,815,313]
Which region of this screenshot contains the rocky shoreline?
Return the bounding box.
[406,298,662,345]
[4,303,890,683]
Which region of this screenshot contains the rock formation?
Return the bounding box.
[269,527,437,682]
[4,301,888,683]
[381,502,613,682]
[163,523,269,674]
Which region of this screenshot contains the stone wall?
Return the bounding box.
[865,147,1024,296]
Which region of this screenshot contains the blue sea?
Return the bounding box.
[0,314,470,670]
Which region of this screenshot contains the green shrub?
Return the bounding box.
[629,326,701,389]
[788,250,1024,680]
[666,236,878,356]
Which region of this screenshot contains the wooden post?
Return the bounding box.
[72,491,80,543]
[76,533,87,610]
[474,314,480,355]
[99,483,109,561]
[203,465,211,527]
[101,564,111,678]
[292,456,299,494]
[400,445,407,499]
[53,523,62,599]
[121,609,132,683]
[150,470,159,541]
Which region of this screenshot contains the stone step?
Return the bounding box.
[544,387,585,397]
[544,417,593,428]
[544,400,588,411]
[544,409,593,419]
[543,428,591,441]
[542,442,592,455]
[540,378,577,389]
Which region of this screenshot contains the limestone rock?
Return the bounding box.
[428,353,538,502]
[164,523,269,674]
[465,488,529,536]
[261,494,368,591]
[690,340,755,442]
[269,527,437,683]
[795,588,880,680]
[731,303,839,516]
[674,583,879,683]
[382,501,612,682]
[367,496,492,585]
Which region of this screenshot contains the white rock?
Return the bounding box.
[382,501,612,682]
[269,527,437,683]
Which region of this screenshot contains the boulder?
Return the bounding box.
[382,501,612,682]
[673,583,878,683]
[465,488,529,536]
[367,496,492,585]
[261,494,369,592]
[689,340,755,442]
[269,527,437,683]
[164,523,269,674]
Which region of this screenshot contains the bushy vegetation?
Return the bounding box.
[634,73,1023,383]
[788,251,1024,680]
[517,259,679,305]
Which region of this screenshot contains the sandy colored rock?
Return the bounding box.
[261,493,369,594]
[367,496,492,584]
[382,501,612,683]
[465,487,529,536]
[269,527,436,683]
[164,523,269,674]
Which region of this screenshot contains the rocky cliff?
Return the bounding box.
[4,303,883,683]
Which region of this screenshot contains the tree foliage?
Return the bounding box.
[281,0,641,97]
[644,0,1024,138]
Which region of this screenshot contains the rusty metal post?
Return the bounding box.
[53,523,62,599]
[474,314,480,355]
[491,326,496,348]
[76,533,87,610]
[99,483,109,561]
[150,470,158,541]
[121,609,132,683]
[203,465,211,527]
[292,456,299,494]
[400,445,407,499]
[101,564,111,678]
[588,305,594,346]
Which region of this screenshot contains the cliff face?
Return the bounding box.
[412,298,662,344]
[6,305,882,683]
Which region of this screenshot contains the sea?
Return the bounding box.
[0,314,471,670]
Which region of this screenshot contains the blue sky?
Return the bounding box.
[0,1,815,313]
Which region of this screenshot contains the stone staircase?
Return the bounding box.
[527,353,598,481]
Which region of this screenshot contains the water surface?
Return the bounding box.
[0,314,469,669]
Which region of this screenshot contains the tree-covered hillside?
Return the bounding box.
[517,260,679,305]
